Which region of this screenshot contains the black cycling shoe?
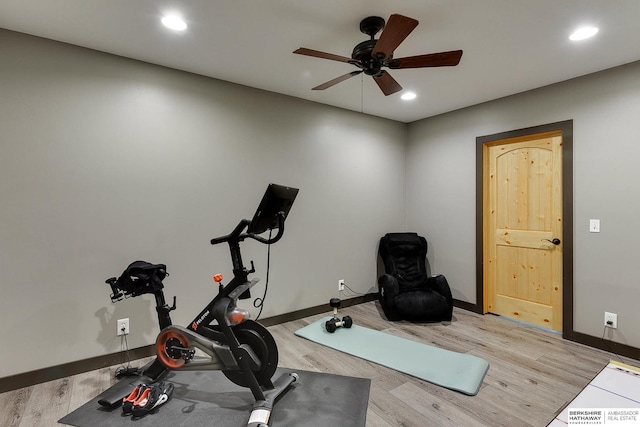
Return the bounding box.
[122,384,146,415]
[131,381,174,418]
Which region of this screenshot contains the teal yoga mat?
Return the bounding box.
[295,317,489,396]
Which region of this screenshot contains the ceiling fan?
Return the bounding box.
[293,14,463,96]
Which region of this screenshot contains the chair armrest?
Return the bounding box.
[377,274,402,321]
[427,274,454,320]
[378,274,399,302]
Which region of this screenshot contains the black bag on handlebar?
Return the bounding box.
[115,260,167,297]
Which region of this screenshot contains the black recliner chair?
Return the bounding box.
[377,232,453,322]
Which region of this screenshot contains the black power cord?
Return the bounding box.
[253,229,273,320]
[600,325,626,364]
[340,281,368,297]
[115,329,140,378]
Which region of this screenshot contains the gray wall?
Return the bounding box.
[3,27,639,379]
[0,30,406,377]
[406,60,640,348]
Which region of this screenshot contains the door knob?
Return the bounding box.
[543,238,561,245]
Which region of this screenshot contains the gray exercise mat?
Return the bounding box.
[59,367,370,426]
[295,317,489,395]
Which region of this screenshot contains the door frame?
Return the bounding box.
[475,120,574,340]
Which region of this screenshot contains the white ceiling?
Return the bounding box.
[1,0,639,123]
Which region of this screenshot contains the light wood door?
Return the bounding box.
[484,131,563,331]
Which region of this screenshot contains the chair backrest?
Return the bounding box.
[378,233,428,291]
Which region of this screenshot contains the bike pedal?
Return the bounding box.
[183,349,195,362]
[175,347,195,362]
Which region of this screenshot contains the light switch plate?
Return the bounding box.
[589,219,600,233]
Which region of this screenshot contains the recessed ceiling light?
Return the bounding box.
[401,92,417,101]
[162,15,187,31]
[569,26,598,41]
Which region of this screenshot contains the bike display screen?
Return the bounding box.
[247,183,299,234]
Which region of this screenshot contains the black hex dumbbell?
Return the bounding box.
[325,298,353,333]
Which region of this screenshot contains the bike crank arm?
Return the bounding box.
[156,325,262,371]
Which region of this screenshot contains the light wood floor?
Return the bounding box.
[1,301,635,427]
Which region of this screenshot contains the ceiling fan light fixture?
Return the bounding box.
[401,92,417,100]
[161,15,187,31]
[569,26,598,41]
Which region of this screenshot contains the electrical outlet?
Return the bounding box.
[338,279,345,292]
[117,318,130,336]
[604,312,617,329]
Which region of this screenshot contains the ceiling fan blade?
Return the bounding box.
[293,47,354,63]
[388,50,463,69]
[372,14,419,60]
[312,71,363,90]
[373,71,402,96]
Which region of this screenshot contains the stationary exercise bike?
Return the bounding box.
[102,184,299,427]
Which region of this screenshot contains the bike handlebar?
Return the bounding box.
[210,213,286,246]
[210,219,251,245]
[247,214,286,245]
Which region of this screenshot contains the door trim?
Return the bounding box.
[475,120,574,340]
